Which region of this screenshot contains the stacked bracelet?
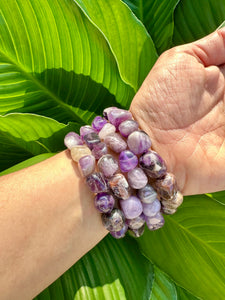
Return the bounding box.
[64,107,183,239]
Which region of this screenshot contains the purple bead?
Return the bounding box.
[110,223,128,239]
[108,173,131,200]
[99,123,116,140]
[118,120,139,137]
[145,212,165,231]
[119,150,138,172]
[94,192,115,213]
[83,132,101,150]
[129,224,145,238]
[127,167,148,189]
[139,150,167,178]
[97,154,119,177]
[154,173,177,200]
[126,213,145,230]
[78,155,96,177]
[142,199,161,217]
[80,125,96,139]
[127,131,151,155]
[86,172,108,193]
[105,133,127,153]
[92,116,108,132]
[103,107,118,120]
[107,108,133,128]
[120,196,143,219]
[102,209,125,232]
[92,142,108,159]
[64,132,83,149]
[137,184,157,204]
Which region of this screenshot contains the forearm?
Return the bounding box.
[0,150,107,300]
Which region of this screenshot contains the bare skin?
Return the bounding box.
[0,29,225,299]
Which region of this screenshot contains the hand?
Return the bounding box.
[130,28,225,195]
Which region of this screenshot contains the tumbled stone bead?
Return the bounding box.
[102,208,125,232]
[137,184,157,204]
[97,154,119,177]
[127,131,151,155]
[127,167,148,189]
[78,155,95,177]
[98,123,116,140]
[139,150,167,179]
[110,223,128,239]
[70,145,92,162]
[108,173,131,200]
[80,125,96,139]
[86,172,108,193]
[94,192,115,213]
[92,142,108,159]
[105,133,127,153]
[126,213,145,230]
[92,116,108,132]
[155,173,177,200]
[107,108,133,128]
[83,132,101,150]
[161,205,177,215]
[118,120,139,137]
[64,132,83,149]
[119,150,138,172]
[103,107,118,120]
[145,212,165,231]
[128,224,145,238]
[170,191,183,207]
[120,196,143,219]
[142,198,161,217]
[161,199,177,210]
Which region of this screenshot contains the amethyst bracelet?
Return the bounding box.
[64,107,183,239]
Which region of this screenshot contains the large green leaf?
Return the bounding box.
[0,0,138,124]
[0,113,76,171]
[173,0,225,45]
[122,0,180,53]
[137,194,225,299]
[74,0,157,89]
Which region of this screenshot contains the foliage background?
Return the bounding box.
[0,0,225,299]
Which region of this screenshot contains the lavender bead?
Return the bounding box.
[139,150,167,178]
[108,173,131,200]
[118,120,139,137]
[142,199,161,217]
[80,125,96,139]
[170,191,183,207]
[120,196,143,219]
[64,132,83,149]
[145,212,165,231]
[103,107,118,120]
[78,155,95,177]
[127,131,151,155]
[127,167,148,189]
[92,116,108,132]
[83,132,101,150]
[137,184,157,204]
[102,209,125,232]
[105,133,127,153]
[129,224,145,238]
[107,108,133,128]
[86,172,108,193]
[98,154,119,177]
[126,213,145,230]
[119,150,138,172]
[155,173,177,200]
[92,142,108,159]
[94,192,115,213]
[161,205,177,215]
[99,123,116,140]
[110,223,128,239]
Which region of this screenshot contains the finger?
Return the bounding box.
[219,63,225,78]
[188,27,225,67]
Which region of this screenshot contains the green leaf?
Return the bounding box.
[0,113,76,171]
[137,194,225,299]
[74,0,158,89]
[173,0,225,45]
[122,0,180,53]
[0,0,135,124]
[206,191,225,205]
